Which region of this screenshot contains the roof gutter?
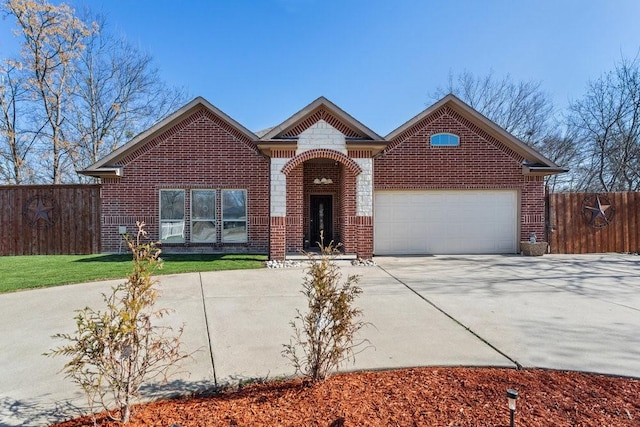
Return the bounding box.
[522,165,569,176]
[78,166,123,179]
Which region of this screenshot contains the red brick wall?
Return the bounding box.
[375,106,546,242]
[100,107,270,253]
[356,216,373,258]
[286,165,304,253]
[269,216,286,259]
[522,176,546,239]
[339,166,357,254]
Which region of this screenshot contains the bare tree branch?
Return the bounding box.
[2,0,91,183]
[431,70,579,190]
[67,12,188,181]
[569,55,640,191]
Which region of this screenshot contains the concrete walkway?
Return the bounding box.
[1,254,639,425]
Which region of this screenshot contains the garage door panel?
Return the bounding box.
[374,191,517,255]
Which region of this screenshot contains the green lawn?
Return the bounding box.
[0,253,267,293]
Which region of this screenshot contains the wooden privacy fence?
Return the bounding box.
[0,185,101,255]
[548,192,640,254]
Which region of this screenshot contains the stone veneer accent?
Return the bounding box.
[354,158,373,216]
[270,158,288,217]
[297,120,347,155]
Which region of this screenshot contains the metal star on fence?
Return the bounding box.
[27,198,54,227]
[584,196,611,226]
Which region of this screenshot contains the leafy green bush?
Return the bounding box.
[46,222,190,424]
[282,239,369,382]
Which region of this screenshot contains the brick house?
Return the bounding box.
[81,94,565,259]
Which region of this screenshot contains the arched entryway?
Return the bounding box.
[280,149,361,255]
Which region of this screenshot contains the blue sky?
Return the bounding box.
[1,0,639,135]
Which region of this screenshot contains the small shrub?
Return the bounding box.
[46,222,190,424]
[282,238,369,382]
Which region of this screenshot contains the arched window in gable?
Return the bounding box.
[430,133,460,147]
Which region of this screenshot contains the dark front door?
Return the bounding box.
[310,195,333,248]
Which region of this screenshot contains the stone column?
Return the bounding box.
[269,158,287,260]
[355,158,374,258]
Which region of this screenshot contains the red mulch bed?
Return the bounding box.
[53,367,640,426]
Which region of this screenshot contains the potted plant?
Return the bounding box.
[520,233,548,256]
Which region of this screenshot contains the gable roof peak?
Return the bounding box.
[259,96,383,141]
[79,96,258,177]
[385,93,562,170]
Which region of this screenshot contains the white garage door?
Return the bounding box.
[374,190,518,255]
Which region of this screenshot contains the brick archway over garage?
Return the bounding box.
[281,149,362,176]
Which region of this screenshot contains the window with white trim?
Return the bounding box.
[191,190,216,242]
[430,133,460,147]
[159,189,185,243]
[222,189,247,243]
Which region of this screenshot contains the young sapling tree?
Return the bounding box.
[283,237,369,382]
[46,221,190,424]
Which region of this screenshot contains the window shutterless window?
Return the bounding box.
[191,190,216,242]
[159,190,185,243]
[222,189,247,243]
[430,133,460,147]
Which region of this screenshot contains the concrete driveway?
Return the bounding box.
[374,254,640,377]
[1,254,639,425]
